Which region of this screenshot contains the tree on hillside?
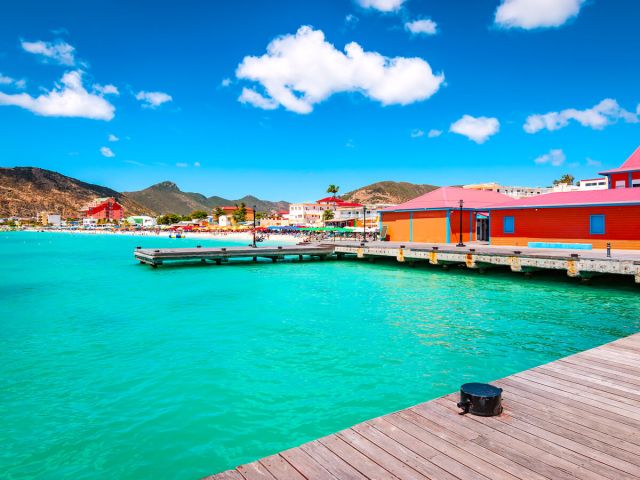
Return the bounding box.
[326,184,340,200]
[233,202,247,223]
[553,174,575,186]
[191,210,208,220]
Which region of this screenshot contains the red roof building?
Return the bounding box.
[599,146,640,189]
[486,188,640,250]
[316,196,363,208]
[79,197,123,221]
[380,187,511,243]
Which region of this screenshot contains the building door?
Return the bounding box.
[476,217,489,242]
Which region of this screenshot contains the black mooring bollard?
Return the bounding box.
[607,242,611,258]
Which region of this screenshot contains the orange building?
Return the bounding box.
[380,187,511,243]
[213,206,255,222]
[487,188,640,250]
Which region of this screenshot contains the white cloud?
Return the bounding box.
[100,146,115,158]
[427,129,442,138]
[239,87,279,110]
[495,0,585,30]
[176,162,188,167]
[524,99,638,133]
[586,157,602,167]
[94,84,119,96]
[108,133,119,142]
[410,129,424,138]
[221,78,232,87]
[534,149,565,166]
[236,26,444,114]
[450,115,500,143]
[357,0,406,12]
[194,161,201,167]
[21,39,76,65]
[405,19,438,36]
[0,74,25,89]
[135,90,172,108]
[0,70,115,120]
[345,14,359,27]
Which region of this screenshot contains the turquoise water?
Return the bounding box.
[1,232,638,480]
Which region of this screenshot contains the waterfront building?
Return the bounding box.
[463,182,551,198]
[487,188,640,249]
[599,146,640,188]
[578,178,608,190]
[380,187,510,243]
[127,215,157,227]
[38,211,61,226]
[78,197,124,221]
[212,206,254,226]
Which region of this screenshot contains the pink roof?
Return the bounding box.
[383,187,512,211]
[599,146,640,174]
[316,196,363,207]
[487,188,640,209]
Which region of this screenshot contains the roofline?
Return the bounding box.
[487,201,640,211]
[382,207,486,213]
[598,168,640,175]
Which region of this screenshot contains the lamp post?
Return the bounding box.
[362,205,367,243]
[252,204,257,248]
[456,199,465,247]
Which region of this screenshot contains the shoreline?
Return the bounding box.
[18,228,303,244]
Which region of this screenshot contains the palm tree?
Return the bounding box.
[326,184,340,201]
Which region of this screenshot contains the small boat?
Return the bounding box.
[169,233,184,239]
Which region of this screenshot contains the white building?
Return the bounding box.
[127,215,157,227]
[577,178,608,190]
[82,218,98,227]
[288,203,327,225]
[46,214,62,226]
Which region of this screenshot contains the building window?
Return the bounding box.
[503,216,515,234]
[632,179,640,188]
[590,214,605,235]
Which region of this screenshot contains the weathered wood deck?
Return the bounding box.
[134,244,334,267]
[206,333,640,480]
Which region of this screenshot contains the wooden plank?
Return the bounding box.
[337,428,428,480]
[258,455,306,480]
[202,470,243,480]
[236,461,277,480]
[318,434,398,479]
[299,440,366,480]
[279,447,337,480]
[353,421,460,480]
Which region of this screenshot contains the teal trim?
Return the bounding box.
[409,212,413,242]
[445,210,451,243]
[487,214,491,245]
[503,216,515,234]
[379,213,383,237]
[629,172,633,188]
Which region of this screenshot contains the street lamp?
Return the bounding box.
[252,204,257,248]
[362,205,367,243]
[456,199,465,247]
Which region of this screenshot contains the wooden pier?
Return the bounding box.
[134,244,334,267]
[206,332,640,480]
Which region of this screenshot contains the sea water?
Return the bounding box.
[1,231,638,479]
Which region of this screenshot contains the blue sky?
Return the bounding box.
[0,0,638,201]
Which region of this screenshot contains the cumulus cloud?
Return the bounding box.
[410,129,424,138]
[100,146,115,158]
[405,19,438,35]
[176,162,188,167]
[221,78,232,87]
[135,90,172,108]
[194,161,201,167]
[0,70,115,120]
[534,149,565,166]
[21,39,76,65]
[586,157,602,167]
[357,0,406,12]
[495,0,585,29]
[236,26,444,114]
[427,129,442,138]
[94,84,119,96]
[108,133,119,142]
[345,14,359,27]
[524,99,638,133]
[450,115,500,143]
